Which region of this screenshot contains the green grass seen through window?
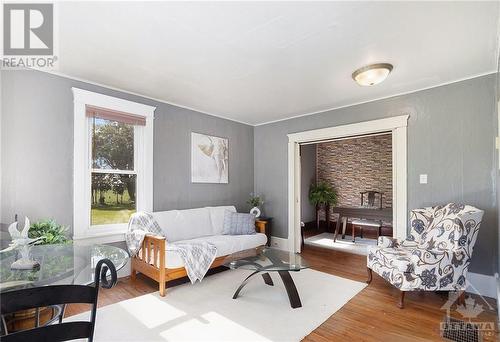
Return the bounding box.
[91,189,135,225]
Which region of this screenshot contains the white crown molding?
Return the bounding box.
[41,70,254,126]
[255,71,498,126]
[29,69,497,127]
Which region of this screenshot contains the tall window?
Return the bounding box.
[73,89,154,242]
[89,107,141,226]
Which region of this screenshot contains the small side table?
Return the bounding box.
[255,217,273,247]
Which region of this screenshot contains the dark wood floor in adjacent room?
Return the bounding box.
[65,244,498,342]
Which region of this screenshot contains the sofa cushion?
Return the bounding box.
[164,233,267,268]
[152,207,212,242]
[207,206,236,235]
[222,211,256,235]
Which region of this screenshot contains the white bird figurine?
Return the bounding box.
[1,217,42,253]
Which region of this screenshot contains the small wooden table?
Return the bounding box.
[255,217,272,246]
[330,207,392,242]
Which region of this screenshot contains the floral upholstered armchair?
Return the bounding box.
[367,203,483,308]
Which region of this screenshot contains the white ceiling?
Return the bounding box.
[57,1,500,125]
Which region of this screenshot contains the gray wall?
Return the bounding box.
[255,74,498,276]
[1,70,497,276]
[300,144,316,223]
[1,70,254,232]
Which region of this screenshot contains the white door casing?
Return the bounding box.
[287,115,409,253]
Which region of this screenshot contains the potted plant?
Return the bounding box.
[5,219,71,332]
[247,193,263,218]
[309,182,337,230]
[29,219,70,245]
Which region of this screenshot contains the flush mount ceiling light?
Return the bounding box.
[352,63,393,86]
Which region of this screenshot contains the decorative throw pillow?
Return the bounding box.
[222,211,256,235]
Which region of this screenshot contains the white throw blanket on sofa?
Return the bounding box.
[126,212,217,283]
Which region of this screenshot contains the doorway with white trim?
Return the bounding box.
[287,115,409,254]
[300,133,393,255]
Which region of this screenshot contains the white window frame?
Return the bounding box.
[72,88,155,243]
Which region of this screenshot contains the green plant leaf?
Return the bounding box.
[29,219,70,245]
[309,181,337,207]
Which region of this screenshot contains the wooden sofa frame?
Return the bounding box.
[131,224,266,296]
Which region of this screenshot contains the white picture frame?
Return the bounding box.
[191,132,229,183]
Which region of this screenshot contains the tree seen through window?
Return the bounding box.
[90,118,136,225]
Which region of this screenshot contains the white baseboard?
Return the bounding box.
[467,272,497,299]
[270,236,289,250]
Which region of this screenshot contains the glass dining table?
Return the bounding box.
[0,243,129,293]
[0,243,129,333]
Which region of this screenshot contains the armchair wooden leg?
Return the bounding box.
[366,267,373,284]
[397,291,405,309]
[458,290,465,305]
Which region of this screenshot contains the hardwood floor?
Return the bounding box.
[66,244,498,341]
[300,245,497,341]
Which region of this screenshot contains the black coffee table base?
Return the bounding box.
[232,271,302,309]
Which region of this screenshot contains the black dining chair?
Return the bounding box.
[1,258,117,342]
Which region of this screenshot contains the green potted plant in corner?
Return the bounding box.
[309,182,337,230]
[247,193,263,218]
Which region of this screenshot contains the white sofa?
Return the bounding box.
[152,206,267,268]
[131,205,268,296]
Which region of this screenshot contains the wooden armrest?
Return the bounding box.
[138,234,166,269]
[145,234,166,240]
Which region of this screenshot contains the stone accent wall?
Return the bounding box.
[316,134,392,209]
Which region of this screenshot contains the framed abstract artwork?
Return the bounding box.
[191,132,229,183]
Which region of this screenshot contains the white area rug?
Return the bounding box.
[305,232,377,255]
[70,268,365,341]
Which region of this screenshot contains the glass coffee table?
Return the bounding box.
[224,246,308,308]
